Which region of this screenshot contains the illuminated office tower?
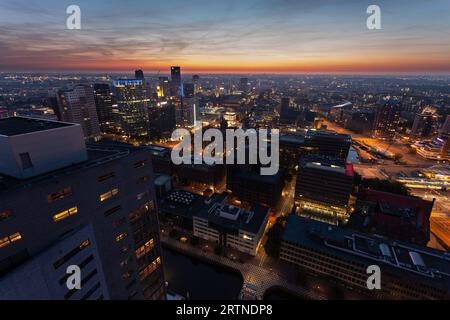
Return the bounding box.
[94,83,121,134]
[157,77,170,98]
[295,158,354,225]
[192,75,201,94]
[373,99,401,140]
[170,66,181,97]
[181,83,198,126]
[0,117,165,300]
[239,77,250,93]
[56,84,101,139]
[411,106,439,139]
[113,79,150,140]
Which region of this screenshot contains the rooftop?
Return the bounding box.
[305,129,352,142]
[283,214,450,288]
[0,141,142,193]
[0,117,74,136]
[197,196,270,234]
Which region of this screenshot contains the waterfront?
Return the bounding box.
[162,247,244,300]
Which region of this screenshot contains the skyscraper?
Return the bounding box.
[239,77,250,93]
[411,106,439,139]
[135,69,145,80]
[295,157,354,225]
[56,85,101,139]
[373,99,401,140]
[192,75,201,94]
[170,66,181,97]
[113,79,150,140]
[157,77,170,98]
[94,83,120,134]
[0,117,165,300]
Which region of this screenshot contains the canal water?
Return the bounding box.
[162,247,243,300]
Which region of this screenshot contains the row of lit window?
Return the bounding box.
[0,232,22,248]
[138,257,161,281]
[53,207,78,222]
[135,239,155,259]
[100,188,119,202]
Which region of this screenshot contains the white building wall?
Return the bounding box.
[0,123,87,179]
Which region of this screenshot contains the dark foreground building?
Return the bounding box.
[0,117,165,300]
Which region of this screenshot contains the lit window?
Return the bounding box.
[115,232,128,242]
[48,187,73,203]
[0,232,22,248]
[135,239,155,259]
[138,257,161,280]
[53,206,78,222]
[100,188,119,202]
[242,234,253,241]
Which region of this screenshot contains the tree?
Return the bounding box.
[353,172,410,196]
[190,236,199,246]
[214,244,224,256]
[169,229,178,239]
[264,222,284,257]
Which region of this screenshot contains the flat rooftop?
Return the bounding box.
[0,117,74,136]
[0,141,142,193]
[305,129,352,141]
[197,195,270,234]
[283,214,450,288]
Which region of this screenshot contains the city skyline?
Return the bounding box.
[1,0,450,74]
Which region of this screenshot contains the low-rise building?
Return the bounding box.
[281,214,450,300]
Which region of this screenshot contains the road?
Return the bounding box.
[323,120,450,250]
[410,189,450,249]
[323,120,436,166]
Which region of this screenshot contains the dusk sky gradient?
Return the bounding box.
[1,0,450,74]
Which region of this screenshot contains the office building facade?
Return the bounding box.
[56,85,101,139]
[0,117,165,300]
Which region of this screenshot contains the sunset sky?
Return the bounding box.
[1,0,450,74]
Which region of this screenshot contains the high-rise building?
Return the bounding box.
[192,75,200,94]
[94,83,120,134]
[183,83,195,98]
[304,130,352,160]
[157,77,170,98]
[373,99,401,140]
[148,103,176,139]
[295,157,354,225]
[56,85,101,139]
[411,106,439,139]
[181,83,198,126]
[239,78,250,93]
[0,117,165,300]
[113,79,150,140]
[135,69,145,80]
[170,66,181,97]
